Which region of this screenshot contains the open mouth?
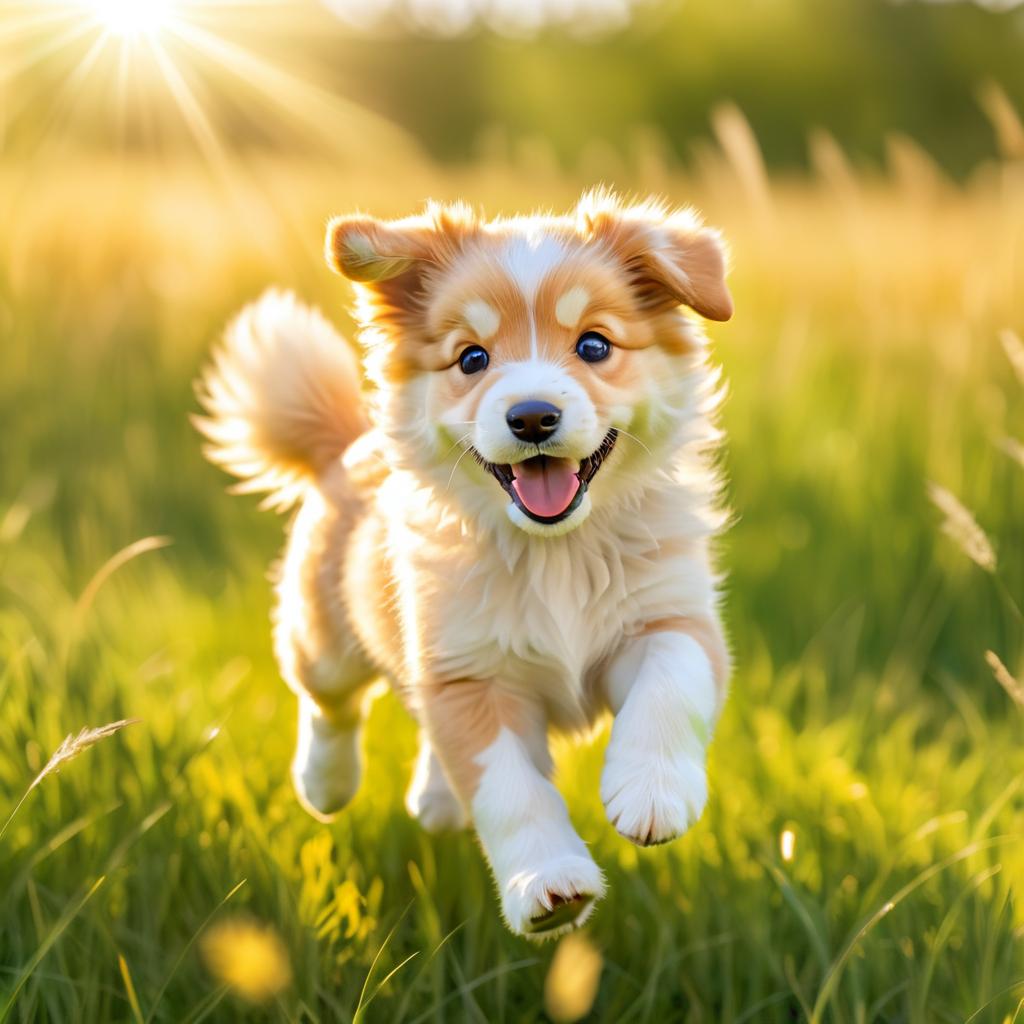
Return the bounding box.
[474,429,618,525]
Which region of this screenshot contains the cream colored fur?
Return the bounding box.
[196,192,733,940]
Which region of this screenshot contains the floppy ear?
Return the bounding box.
[577,194,734,322]
[325,204,477,325]
[326,215,433,285]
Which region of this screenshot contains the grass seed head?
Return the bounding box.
[927,483,996,573]
[1000,329,1024,388]
[30,719,139,792]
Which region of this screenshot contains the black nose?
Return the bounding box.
[506,400,562,443]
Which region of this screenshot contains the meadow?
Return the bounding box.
[2,121,1024,1021]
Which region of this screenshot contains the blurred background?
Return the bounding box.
[5,0,1024,172]
[2,1,1023,1021]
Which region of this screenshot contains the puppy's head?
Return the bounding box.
[327,191,732,536]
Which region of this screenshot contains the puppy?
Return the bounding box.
[195,190,733,939]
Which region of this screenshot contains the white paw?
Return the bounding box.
[292,713,361,822]
[500,853,606,941]
[405,782,467,833]
[601,749,707,847]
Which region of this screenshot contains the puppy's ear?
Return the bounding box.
[325,204,476,324]
[326,215,433,284]
[577,193,734,322]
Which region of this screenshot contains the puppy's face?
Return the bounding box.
[328,192,732,536]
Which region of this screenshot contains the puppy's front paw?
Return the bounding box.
[502,854,605,941]
[601,749,707,847]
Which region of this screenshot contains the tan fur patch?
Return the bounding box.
[419,680,537,799]
[464,298,501,340]
[554,286,590,329]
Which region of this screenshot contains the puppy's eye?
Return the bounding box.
[575,331,611,363]
[458,345,489,374]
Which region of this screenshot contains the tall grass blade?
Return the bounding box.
[356,951,420,1021]
[977,82,1024,161]
[104,801,172,872]
[810,836,1011,1022]
[180,985,230,1024]
[72,536,173,628]
[808,128,859,202]
[145,879,247,1023]
[985,650,1024,708]
[711,101,772,223]
[118,953,146,1024]
[352,900,414,1024]
[914,865,1001,1019]
[0,876,106,1022]
[0,477,56,545]
[26,801,122,872]
[409,958,541,1024]
[964,980,1024,1023]
[999,436,1024,470]
[1000,329,1024,388]
[763,861,830,972]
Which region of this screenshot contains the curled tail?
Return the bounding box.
[194,289,367,511]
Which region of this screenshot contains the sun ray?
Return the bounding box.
[0,17,95,84]
[0,0,422,230]
[0,17,105,161]
[30,28,111,140]
[165,17,421,162]
[0,4,82,47]
[145,33,232,180]
[113,31,134,145]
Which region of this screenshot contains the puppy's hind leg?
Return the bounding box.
[291,697,360,821]
[276,485,377,821]
[284,641,376,821]
[405,729,467,833]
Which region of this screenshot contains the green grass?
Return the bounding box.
[1,154,1023,1022]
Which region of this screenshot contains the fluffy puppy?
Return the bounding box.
[195,190,733,939]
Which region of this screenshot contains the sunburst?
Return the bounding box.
[0,0,420,175]
[83,0,178,39]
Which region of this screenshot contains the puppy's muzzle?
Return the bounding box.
[506,400,561,444]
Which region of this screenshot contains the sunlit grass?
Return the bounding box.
[1,120,1023,1019]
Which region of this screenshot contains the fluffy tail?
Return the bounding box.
[194,289,367,511]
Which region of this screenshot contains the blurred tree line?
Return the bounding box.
[323,0,1024,174]
[5,0,1024,175]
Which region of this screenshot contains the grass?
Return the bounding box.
[1,134,1023,1022]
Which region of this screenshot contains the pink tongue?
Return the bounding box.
[510,458,580,519]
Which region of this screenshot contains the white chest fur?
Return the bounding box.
[378,469,719,731]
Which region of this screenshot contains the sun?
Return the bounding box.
[84,0,177,39]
